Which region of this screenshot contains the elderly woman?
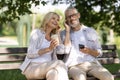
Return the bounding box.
[19,12,69,80]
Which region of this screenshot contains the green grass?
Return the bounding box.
[103,64,120,73]
[0,69,26,80]
[0,68,119,80]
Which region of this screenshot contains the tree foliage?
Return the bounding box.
[0,0,120,35]
[0,0,46,23]
[75,0,120,35]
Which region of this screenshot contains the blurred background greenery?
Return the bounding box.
[0,0,120,80]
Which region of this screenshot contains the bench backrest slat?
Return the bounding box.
[0,54,25,62]
[0,47,27,54]
[102,44,116,50]
[0,47,27,70]
[100,52,117,58]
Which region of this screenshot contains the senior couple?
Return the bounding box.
[20,7,114,80]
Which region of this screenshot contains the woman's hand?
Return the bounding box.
[49,39,59,50]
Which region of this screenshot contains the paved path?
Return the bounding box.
[0,37,18,45]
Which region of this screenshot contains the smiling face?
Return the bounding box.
[41,12,60,33]
[47,14,60,30]
[65,8,80,28]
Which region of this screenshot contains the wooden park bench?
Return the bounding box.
[0,44,120,80]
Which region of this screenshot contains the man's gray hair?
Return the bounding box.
[65,6,78,13]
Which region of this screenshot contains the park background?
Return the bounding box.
[0,0,120,80]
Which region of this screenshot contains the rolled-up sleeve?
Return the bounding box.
[64,46,72,54]
[97,49,102,57]
[56,44,72,54]
[27,29,43,59]
[93,29,103,57]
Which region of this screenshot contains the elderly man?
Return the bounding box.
[60,7,114,80]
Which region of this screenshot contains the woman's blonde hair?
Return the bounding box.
[40,12,60,31]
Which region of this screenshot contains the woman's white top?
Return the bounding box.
[19,29,57,72]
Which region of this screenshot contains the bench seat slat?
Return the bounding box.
[0,63,21,70]
[87,77,98,80]
[113,72,120,78]
[0,59,23,62]
[97,58,120,64]
[0,55,25,62]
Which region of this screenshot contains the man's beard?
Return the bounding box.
[69,20,79,28]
